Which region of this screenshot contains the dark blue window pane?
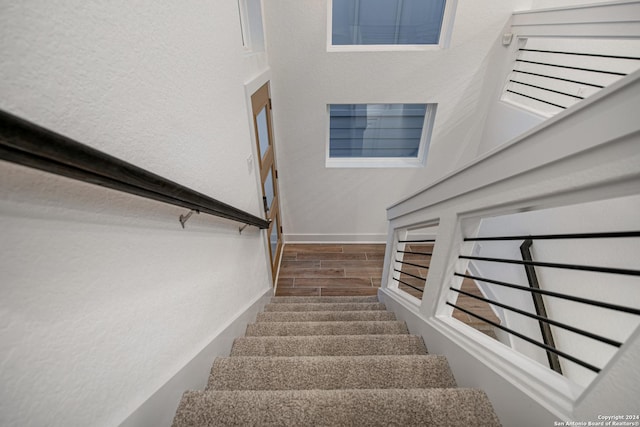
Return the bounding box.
[332,0,446,45]
[329,104,427,158]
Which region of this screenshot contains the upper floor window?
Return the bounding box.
[329,0,454,51]
[237,0,265,53]
[327,103,436,168]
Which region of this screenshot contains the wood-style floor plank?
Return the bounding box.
[275,287,321,296]
[296,252,367,261]
[284,244,344,253]
[342,244,385,253]
[293,278,373,288]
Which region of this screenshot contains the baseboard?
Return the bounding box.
[283,233,387,243]
[118,287,273,427]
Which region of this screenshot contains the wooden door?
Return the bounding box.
[251,82,282,279]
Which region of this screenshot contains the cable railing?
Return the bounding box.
[391,238,434,296]
[0,110,270,230]
[447,231,640,375]
[503,38,640,115]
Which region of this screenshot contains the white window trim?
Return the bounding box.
[238,0,267,56]
[237,0,252,51]
[325,103,437,169]
[326,0,457,52]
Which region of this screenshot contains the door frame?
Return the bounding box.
[244,71,283,282]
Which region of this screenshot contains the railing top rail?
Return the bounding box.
[0,110,270,229]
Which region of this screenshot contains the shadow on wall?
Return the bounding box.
[427,24,511,171]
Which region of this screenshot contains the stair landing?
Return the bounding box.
[276,244,384,296]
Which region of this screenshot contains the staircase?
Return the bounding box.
[171,296,501,426]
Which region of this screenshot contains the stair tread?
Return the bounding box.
[207,355,456,390]
[230,335,427,356]
[172,388,501,427]
[264,302,386,312]
[246,320,408,336]
[270,296,379,303]
[257,310,396,322]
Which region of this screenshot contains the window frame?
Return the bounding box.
[325,103,437,168]
[326,0,458,52]
[237,0,266,54]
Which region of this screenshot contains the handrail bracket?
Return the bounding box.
[179,209,199,228]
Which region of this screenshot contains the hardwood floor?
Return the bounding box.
[275,243,502,339]
[275,244,384,297]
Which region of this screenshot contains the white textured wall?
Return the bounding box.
[263,0,519,242]
[0,1,271,426]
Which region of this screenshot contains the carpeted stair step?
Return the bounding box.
[257,310,396,322]
[230,335,428,356]
[172,388,501,427]
[270,296,379,304]
[207,355,456,390]
[245,320,408,336]
[263,302,385,312]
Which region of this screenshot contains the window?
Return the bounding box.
[329,0,454,51]
[237,0,265,53]
[327,103,436,168]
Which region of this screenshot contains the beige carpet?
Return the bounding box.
[171,296,501,426]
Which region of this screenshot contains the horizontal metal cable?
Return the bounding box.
[465,231,640,241]
[450,287,622,347]
[447,302,600,373]
[398,239,436,243]
[519,48,640,61]
[395,259,430,270]
[506,89,567,109]
[460,255,640,277]
[509,79,585,100]
[394,268,425,282]
[512,70,604,88]
[515,59,627,76]
[454,272,640,316]
[393,276,424,293]
[397,250,433,256]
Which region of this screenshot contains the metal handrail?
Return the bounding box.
[0,110,270,230]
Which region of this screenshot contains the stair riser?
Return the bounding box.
[230,335,428,356]
[245,321,408,336]
[207,355,456,390]
[270,296,379,304]
[264,302,386,312]
[172,389,501,427]
[257,311,396,322]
